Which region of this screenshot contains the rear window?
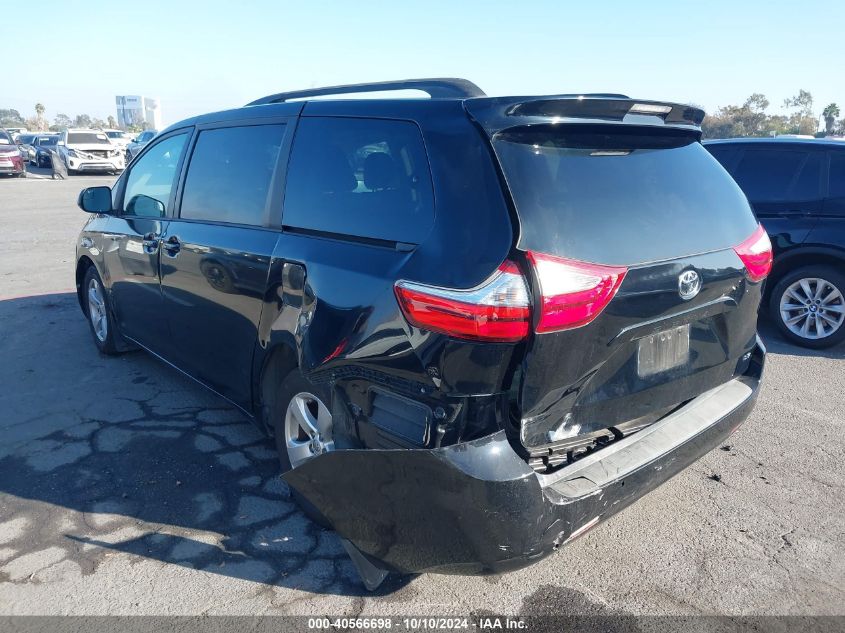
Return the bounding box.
[730,149,822,202]
[283,117,435,244]
[492,125,758,266]
[68,132,110,144]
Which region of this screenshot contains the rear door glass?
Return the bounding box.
[492,125,757,266]
[730,149,816,202]
[180,124,285,226]
[283,117,435,244]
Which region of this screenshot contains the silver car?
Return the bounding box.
[125,129,158,161]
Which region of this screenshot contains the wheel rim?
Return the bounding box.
[779,277,844,340]
[284,392,334,468]
[87,278,108,342]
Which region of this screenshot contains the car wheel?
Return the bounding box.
[83,267,120,355]
[769,266,845,349]
[271,368,334,526]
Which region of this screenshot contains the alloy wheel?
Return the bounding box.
[87,278,108,342]
[779,277,844,340]
[283,392,334,468]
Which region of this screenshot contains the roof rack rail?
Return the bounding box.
[247,78,486,106]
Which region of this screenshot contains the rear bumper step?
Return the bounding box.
[283,337,764,579]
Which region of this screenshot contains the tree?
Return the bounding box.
[52,113,72,131]
[74,114,92,128]
[107,115,117,129]
[783,90,816,135]
[822,103,840,135]
[30,103,48,131]
[701,93,777,139]
[0,108,25,127]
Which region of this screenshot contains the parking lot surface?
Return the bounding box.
[1,176,843,617]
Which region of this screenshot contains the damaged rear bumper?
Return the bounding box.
[284,339,764,576]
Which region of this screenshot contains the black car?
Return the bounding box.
[31,134,60,167]
[706,138,845,348]
[74,79,767,588]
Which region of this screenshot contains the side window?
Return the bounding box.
[706,145,739,172]
[122,133,188,217]
[283,117,435,243]
[829,153,845,199]
[730,149,813,202]
[179,124,285,226]
[790,151,823,201]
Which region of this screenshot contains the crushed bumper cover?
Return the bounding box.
[284,339,764,577]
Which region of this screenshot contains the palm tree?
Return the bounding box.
[34,103,46,131]
[822,103,840,135]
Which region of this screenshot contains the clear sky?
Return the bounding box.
[7,0,844,127]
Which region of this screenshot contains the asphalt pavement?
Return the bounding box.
[0,175,843,618]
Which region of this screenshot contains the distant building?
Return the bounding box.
[115,95,162,130]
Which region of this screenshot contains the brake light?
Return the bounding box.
[733,224,772,283]
[394,262,530,342]
[527,252,627,332]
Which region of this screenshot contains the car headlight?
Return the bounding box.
[66,149,80,158]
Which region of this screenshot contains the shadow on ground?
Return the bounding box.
[757,317,845,360]
[0,292,410,595]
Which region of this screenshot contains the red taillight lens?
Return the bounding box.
[394,262,530,342]
[527,251,628,332]
[733,224,772,283]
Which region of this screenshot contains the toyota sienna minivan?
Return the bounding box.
[75,78,768,588]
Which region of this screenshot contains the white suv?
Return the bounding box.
[104,129,135,150]
[58,129,125,174]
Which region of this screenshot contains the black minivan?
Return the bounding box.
[75,79,767,588]
[706,138,845,349]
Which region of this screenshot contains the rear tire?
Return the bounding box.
[768,266,845,349]
[83,267,121,355]
[270,368,334,527]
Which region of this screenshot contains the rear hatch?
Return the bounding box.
[466,97,766,470]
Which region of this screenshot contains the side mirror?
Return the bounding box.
[126,194,165,218]
[78,186,113,214]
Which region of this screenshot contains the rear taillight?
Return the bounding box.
[394,262,530,342]
[527,251,627,332]
[733,224,772,283]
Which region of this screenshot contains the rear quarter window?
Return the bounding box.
[282,117,435,244]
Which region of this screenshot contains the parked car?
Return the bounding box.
[125,129,157,161]
[15,133,38,162]
[74,79,767,589]
[29,134,60,166]
[706,138,845,348]
[57,128,125,175]
[0,129,26,177]
[104,129,135,151]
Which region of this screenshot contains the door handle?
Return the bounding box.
[141,232,159,253]
[162,235,181,257]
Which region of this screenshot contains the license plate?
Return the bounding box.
[637,324,690,377]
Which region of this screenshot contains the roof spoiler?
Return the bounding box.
[247,78,486,105]
[465,96,706,134]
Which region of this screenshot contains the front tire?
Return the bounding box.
[769,266,845,349]
[83,267,121,355]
